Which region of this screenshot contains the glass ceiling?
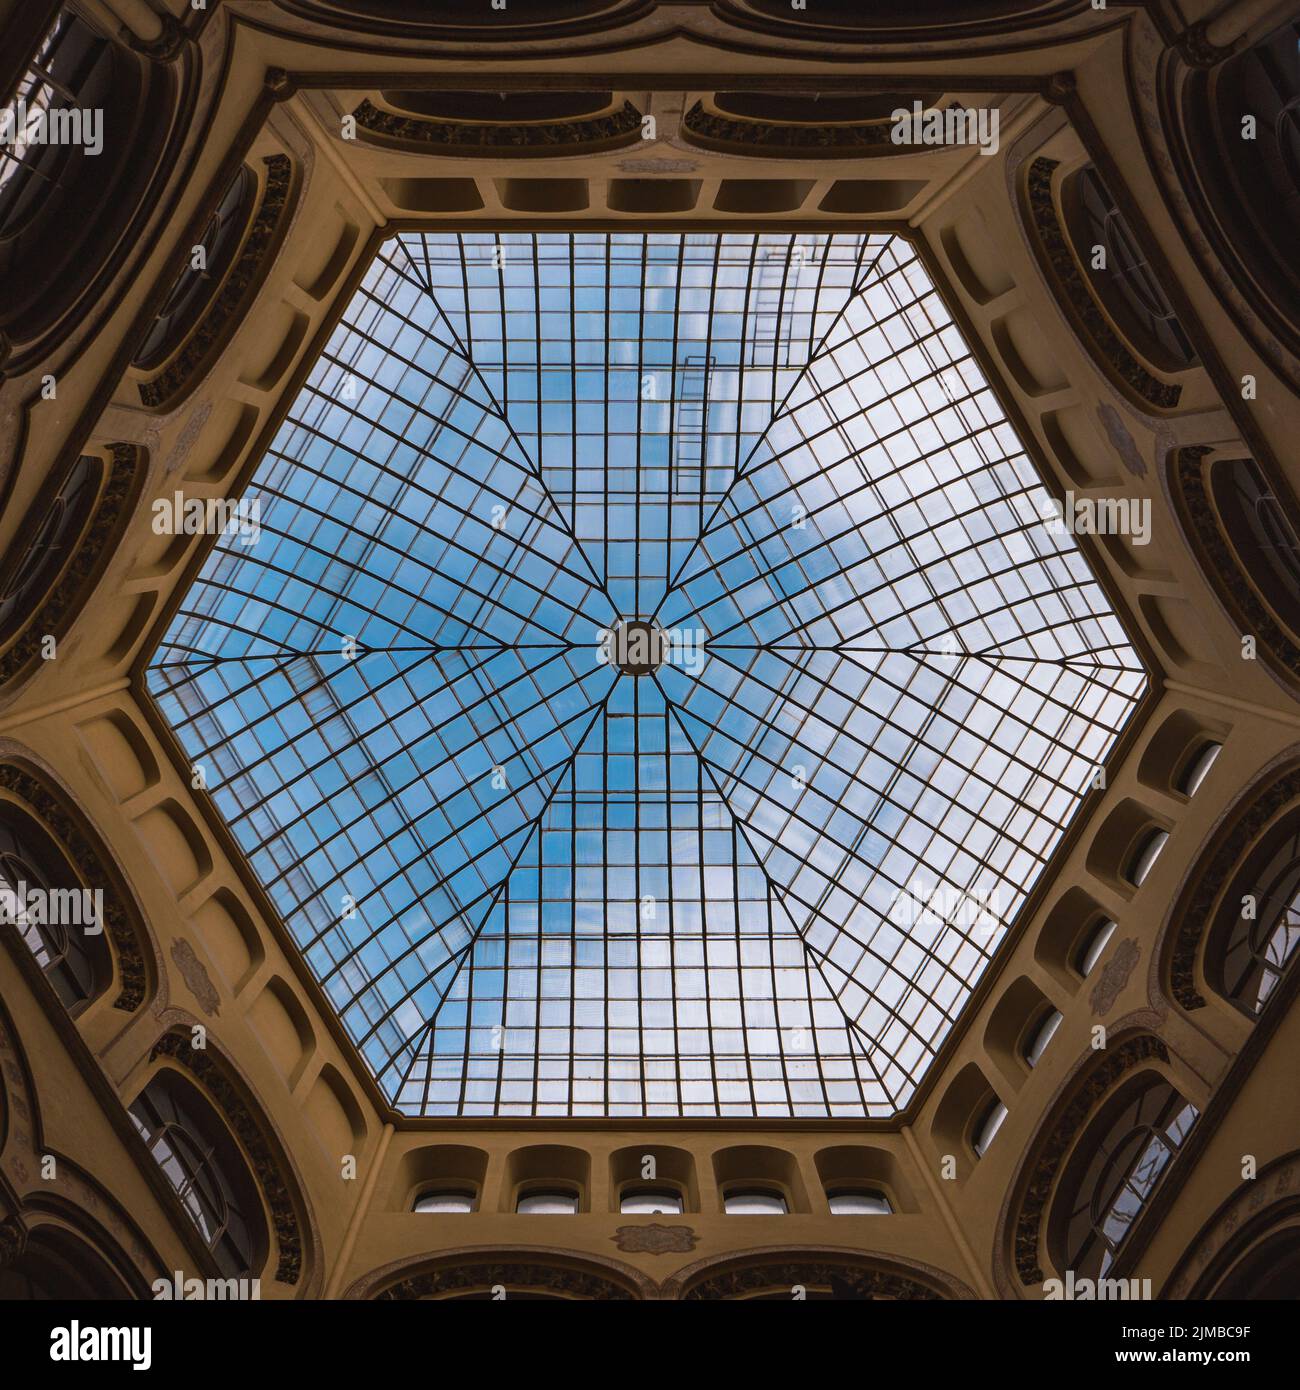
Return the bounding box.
[146,231,1146,1118]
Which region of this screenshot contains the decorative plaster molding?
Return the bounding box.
[1089,937,1140,1016]
[169,940,220,1017]
[351,98,642,154]
[610,1223,698,1254]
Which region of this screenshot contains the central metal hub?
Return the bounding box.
[605,618,667,676]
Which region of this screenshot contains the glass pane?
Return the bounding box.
[145,232,1147,1119]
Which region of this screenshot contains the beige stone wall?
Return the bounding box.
[2,0,1298,1299]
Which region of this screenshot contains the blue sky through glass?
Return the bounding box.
[146,231,1146,1117]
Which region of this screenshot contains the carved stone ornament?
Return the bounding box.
[170,940,220,1017]
[684,1261,942,1301]
[378,1262,636,1300]
[610,1223,699,1255]
[683,100,904,155]
[351,98,642,155]
[1089,937,1140,1016]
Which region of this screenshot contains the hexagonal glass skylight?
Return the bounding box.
[145,231,1146,1117]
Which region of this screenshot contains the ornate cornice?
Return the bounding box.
[662,1245,974,1301]
[684,1258,944,1300]
[682,99,905,155]
[148,1031,303,1285]
[344,1244,655,1300]
[0,444,142,690]
[378,1260,636,1300]
[351,97,642,155]
[0,760,148,1012]
[1025,156,1182,410]
[1011,1033,1168,1285]
[138,155,294,412]
[1169,447,1300,693]
[272,0,650,42]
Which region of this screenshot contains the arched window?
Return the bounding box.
[619,1189,684,1215]
[0,454,99,648]
[129,1071,262,1277]
[0,13,115,260]
[1211,456,1300,637]
[412,1190,475,1214]
[0,1228,134,1300]
[0,809,108,1012]
[1063,166,1198,372]
[0,7,169,355]
[723,1189,787,1215]
[515,1190,578,1215]
[1058,1079,1197,1280]
[1218,817,1300,1016]
[828,1189,892,1215]
[1191,20,1300,346]
[133,164,258,372]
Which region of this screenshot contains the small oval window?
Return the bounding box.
[516,1190,578,1215]
[413,1191,474,1214]
[619,1189,684,1215]
[1023,1009,1063,1067]
[1176,741,1222,797]
[973,1099,1009,1158]
[723,1189,787,1215]
[828,1189,892,1215]
[1127,829,1169,887]
[1077,918,1118,977]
